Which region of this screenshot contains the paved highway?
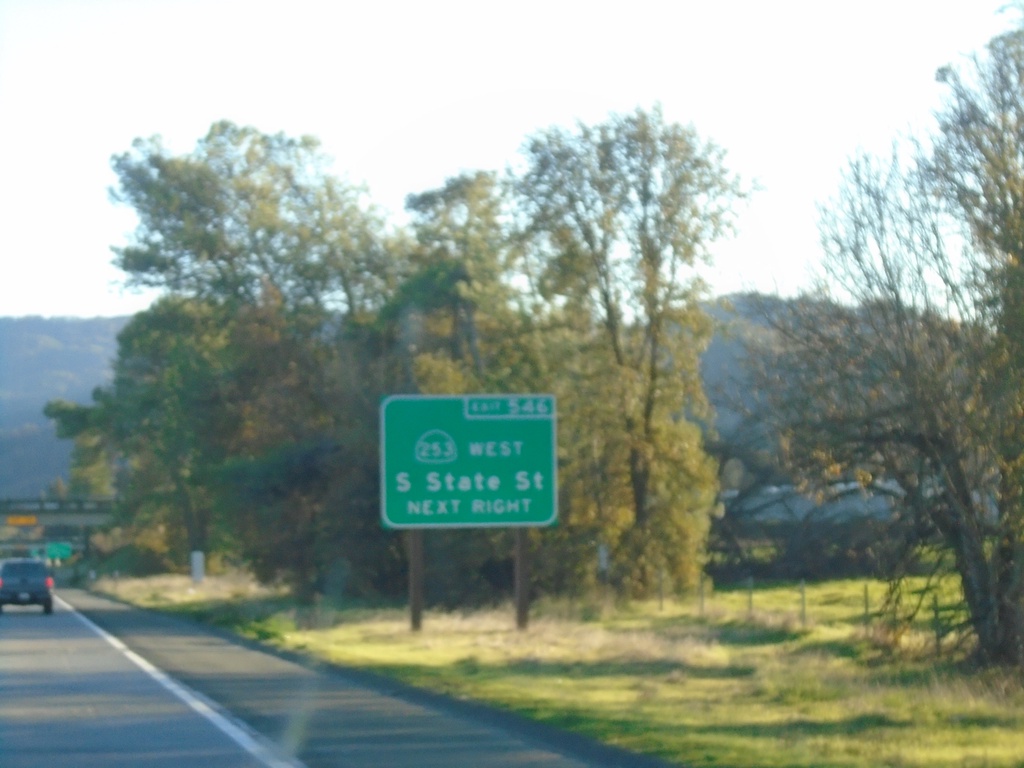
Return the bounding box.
[0,596,293,767]
[1,589,672,768]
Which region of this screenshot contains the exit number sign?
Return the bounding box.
[380,395,557,529]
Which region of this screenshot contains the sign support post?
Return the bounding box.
[408,529,424,631]
[514,528,529,629]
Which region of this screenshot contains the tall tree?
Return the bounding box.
[397,171,539,393]
[216,284,401,600]
[105,122,403,586]
[932,30,1024,666]
[43,398,117,498]
[515,106,743,593]
[109,298,232,557]
[111,120,394,319]
[767,26,1024,665]
[929,27,1024,664]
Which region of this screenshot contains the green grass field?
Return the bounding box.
[93,574,1024,768]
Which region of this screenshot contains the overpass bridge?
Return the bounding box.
[1,498,115,558]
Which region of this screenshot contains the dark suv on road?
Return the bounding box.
[0,558,54,614]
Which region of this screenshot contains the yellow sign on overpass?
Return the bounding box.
[6,515,39,526]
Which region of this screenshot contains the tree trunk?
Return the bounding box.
[991,501,1024,665]
[951,513,1024,666]
[174,476,207,556]
[629,445,651,528]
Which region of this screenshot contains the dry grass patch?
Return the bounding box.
[93,571,285,607]
[92,575,1024,768]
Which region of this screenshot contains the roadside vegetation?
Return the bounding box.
[43,18,1024,749]
[93,572,1024,768]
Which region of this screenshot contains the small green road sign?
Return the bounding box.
[46,541,73,560]
[380,395,557,529]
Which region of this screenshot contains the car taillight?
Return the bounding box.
[46,576,54,589]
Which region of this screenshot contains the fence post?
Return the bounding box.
[863,584,870,627]
[800,580,806,627]
[746,576,754,620]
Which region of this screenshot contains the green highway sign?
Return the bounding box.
[380,395,557,529]
[46,541,73,560]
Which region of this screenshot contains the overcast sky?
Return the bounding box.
[0,0,1016,317]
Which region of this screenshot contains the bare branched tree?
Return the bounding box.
[759,26,1024,665]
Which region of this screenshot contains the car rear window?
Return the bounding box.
[2,561,48,577]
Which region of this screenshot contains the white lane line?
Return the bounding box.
[58,595,308,768]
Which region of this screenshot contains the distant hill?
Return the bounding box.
[0,317,128,497]
[702,292,789,439]
[0,297,779,499]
